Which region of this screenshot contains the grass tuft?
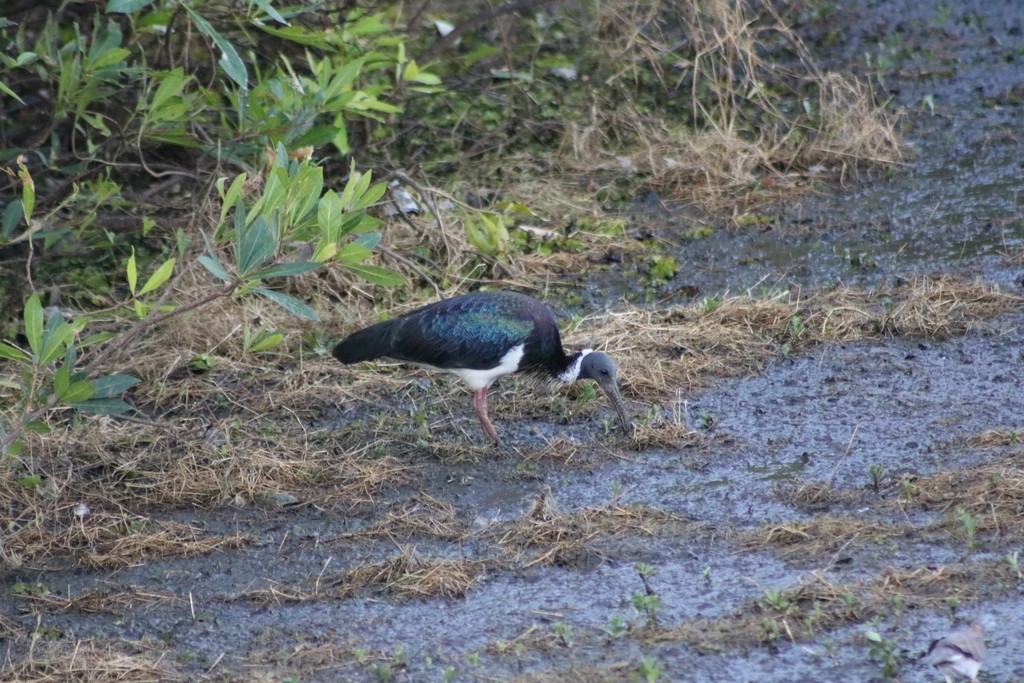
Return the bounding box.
[2,639,182,682]
[334,549,485,599]
[495,496,694,568]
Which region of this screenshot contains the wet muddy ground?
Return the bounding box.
[4,0,1024,681]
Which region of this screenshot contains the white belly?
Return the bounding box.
[449,344,525,391]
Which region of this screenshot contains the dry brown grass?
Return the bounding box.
[229,550,488,603]
[561,0,903,205]
[2,639,182,682]
[963,429,1024,448]
[337,494,468,541]
[901,456,1024,539]
[502,663,663,683]
[746,451,1024,571]
[487,624,572,656]
[494,494,695,568]
[230,583,320,607]
[753,454,1024,558]
[774,479,869,511]
[1,411,418,570]
[15,418,414,503]
[803,74,904,170]
[564,276,1019,397]
[5,509,245,571]
[333,548,485,599]
[628,417,704,451]
[741,517,908,559]
[659,559,1015,651]
[20,588,177,617]
[1,614,20,640]
[516,437,586,466]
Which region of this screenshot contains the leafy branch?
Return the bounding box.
[0,146,400,461]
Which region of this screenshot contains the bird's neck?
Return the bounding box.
[557,349,593,383]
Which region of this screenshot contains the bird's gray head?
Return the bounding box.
[578,351,632,435]
[578,351,617,384]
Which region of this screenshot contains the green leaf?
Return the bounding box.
[105,0,156,12]
[336,211,370,238]
[24,294,44,358]
[252,167,286,219]
[149,67,186,111]
[17,158,35,225]
[72,398,133,415]
[345,264,405,288]
[358,182,388,210]
[465,213,509,257]
[318,189,342,233]
[3,200,24,237]
[16,474,42,489]
[249,0,287,24]
[25,421,50,434]
[466,219,493,257]
[87,20,124,66]
[340,168,368,209]
[0,341,30,362]
[182,5,249,90]
[346,95,401,115]
[90,373,140,399]
[0,81,24,105]
[199,255,233,282]
[39,319,79,367]
[346,213,382,235]
[249,261,322,279]
[126,248,138,294]
[58,380,95,404]
[236,214,278,275]
[285,165,324,229]
[176,228,191,257]
[89,47,130,69]
[311,240,336,262]
[257,25,331,48]
[336,242,372,264]
[331,119,350,155]
[355,232,381,251]
[248,331,283,353]
[402,61,441,86]
[53,362,70,398]
[62,344,78,376]
[217,173,247,226]
[139,257,175,295]
[294,125,337,149]
[253,287,320,321]
[79,331,115,347]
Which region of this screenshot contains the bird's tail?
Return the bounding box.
[332,322,394,364]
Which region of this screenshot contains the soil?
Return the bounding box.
[3,0,1024,681]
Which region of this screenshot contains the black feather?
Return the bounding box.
[331,321,396,364]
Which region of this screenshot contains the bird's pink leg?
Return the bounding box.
[471,387,502,447]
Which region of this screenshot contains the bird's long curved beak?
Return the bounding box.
[597,376,633,435]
